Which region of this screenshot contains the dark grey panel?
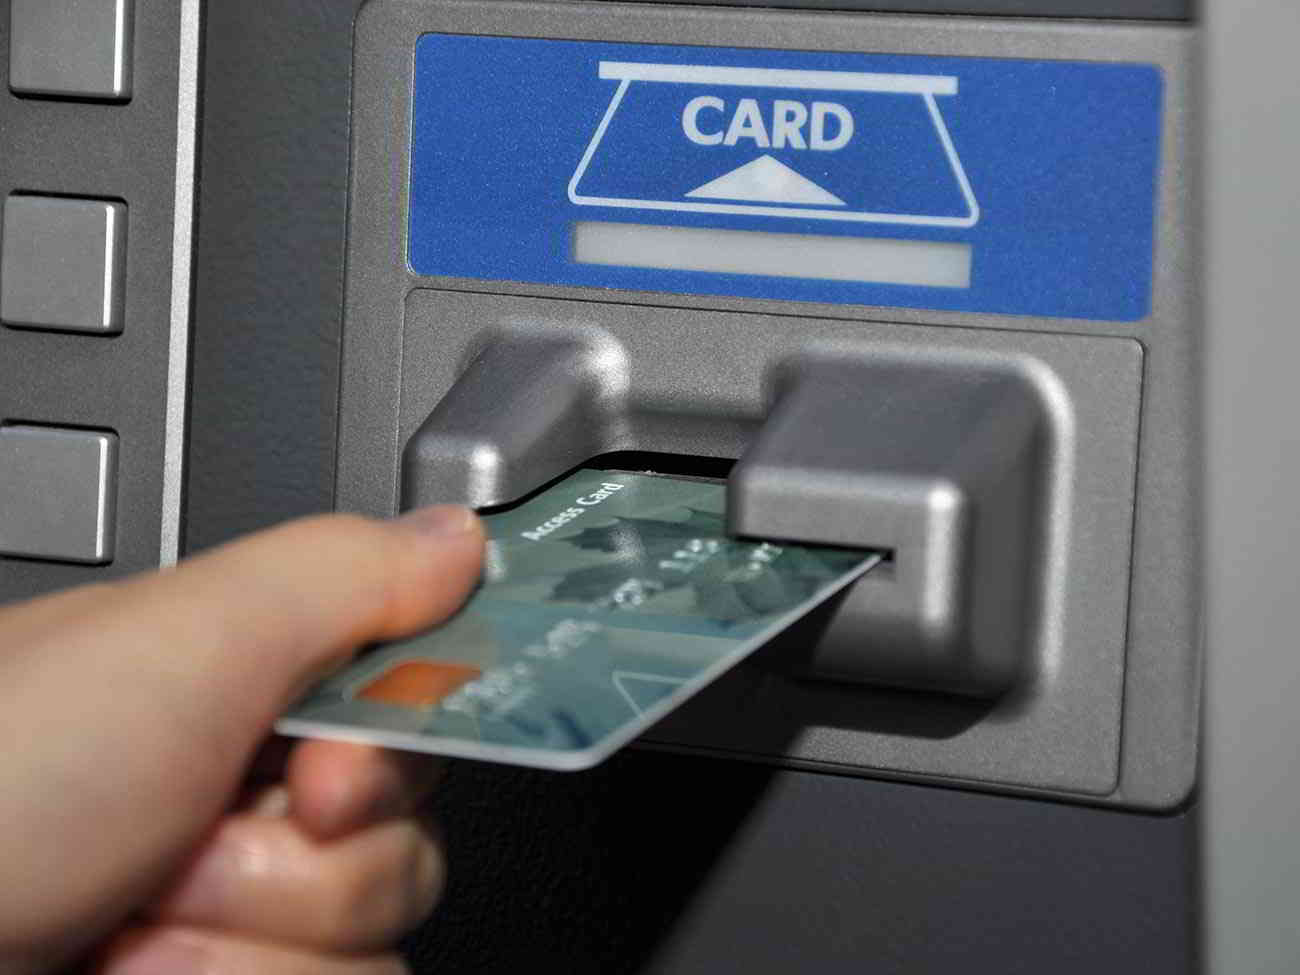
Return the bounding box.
[184,0,368,552]
[407,752,1197,974]
[616,0,1192,19]
[183,6,1200,975]
[0,0,194,601]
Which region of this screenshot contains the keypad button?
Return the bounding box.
[8,0,134,100]
[1,195,127,335]
[0,425,118,564]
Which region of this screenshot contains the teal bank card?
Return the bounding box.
[278,470,881,770]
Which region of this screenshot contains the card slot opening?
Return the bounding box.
[588,450,736,483]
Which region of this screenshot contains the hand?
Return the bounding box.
[0,506,485,974]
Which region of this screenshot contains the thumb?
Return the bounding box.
[0,506,482,967]
[140,504,486,706]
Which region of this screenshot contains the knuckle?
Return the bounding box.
[314,831,423,951]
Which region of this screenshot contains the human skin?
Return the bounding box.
[0,505,485,974]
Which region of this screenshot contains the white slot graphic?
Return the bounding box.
[568,61,980,228]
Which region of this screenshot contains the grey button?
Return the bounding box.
[8,0,134,100]
[1,196,127,335]
[0,425,118,564]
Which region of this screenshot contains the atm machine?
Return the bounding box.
[1,0,1296,972]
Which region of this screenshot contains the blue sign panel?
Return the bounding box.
[410,35,1163,321]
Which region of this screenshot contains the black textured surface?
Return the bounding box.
[411,751,1197,973]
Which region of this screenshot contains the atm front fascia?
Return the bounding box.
[337,1,1199,812]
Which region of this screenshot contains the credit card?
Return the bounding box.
[277,469,881,770]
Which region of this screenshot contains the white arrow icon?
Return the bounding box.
[685,155,846,206]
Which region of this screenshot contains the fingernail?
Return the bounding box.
[399,505,477,538]
[105,931,209,975]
